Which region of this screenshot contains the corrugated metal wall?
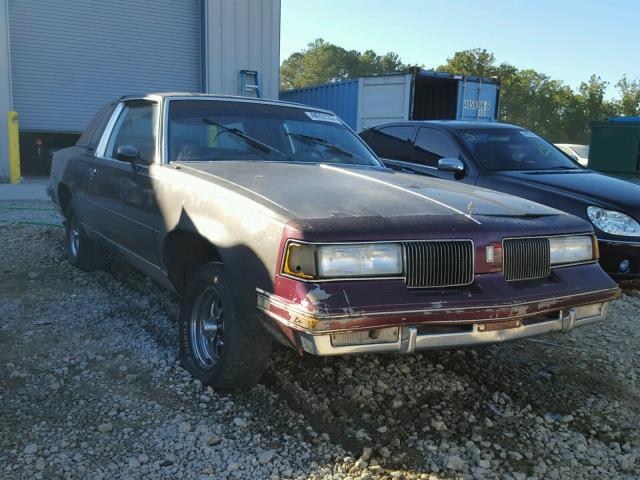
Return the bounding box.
[203,0,280,99]
[280,80,359,129]
[0,0,11,179]
[8,0,201,132]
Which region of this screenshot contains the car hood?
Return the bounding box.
[496,170,640,211]
[176,161,564,222]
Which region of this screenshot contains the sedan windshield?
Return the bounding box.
[458,128,581,171]
[167,99,381,166]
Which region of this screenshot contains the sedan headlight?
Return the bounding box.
[587,206,640,236]
[283,242,403,279]
[549,235,595,266]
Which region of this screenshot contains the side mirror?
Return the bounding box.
[437,157,465,173]
[115,145,140,172]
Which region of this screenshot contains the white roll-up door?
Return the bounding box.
[8,0,201,132]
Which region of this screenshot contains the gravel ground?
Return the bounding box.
[1,200,639,480]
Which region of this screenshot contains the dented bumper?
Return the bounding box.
[256,263,619,355]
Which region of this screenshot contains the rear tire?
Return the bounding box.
[179,262,272,390]
[65,202,107,271]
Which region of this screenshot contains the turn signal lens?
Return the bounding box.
[283,242,316,279]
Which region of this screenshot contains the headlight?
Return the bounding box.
[587,206,640,236]
[283,242,403,279]
[318,243,403,278]
[549,235,595,265]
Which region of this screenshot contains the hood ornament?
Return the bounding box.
[467,201,475,217]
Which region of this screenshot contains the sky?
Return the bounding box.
[280,0,639,98]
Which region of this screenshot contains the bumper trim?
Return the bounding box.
[256,287,619,334]
[296,303,608,356]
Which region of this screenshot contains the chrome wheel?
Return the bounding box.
[69,215,80,259]
[190,286,224,369]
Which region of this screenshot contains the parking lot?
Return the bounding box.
[1,200,639,480]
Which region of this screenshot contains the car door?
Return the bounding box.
[364,125,416,171]
[59,102,116,223]
[390,127,477,184]
[88,99,163,266]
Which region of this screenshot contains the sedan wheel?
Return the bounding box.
[64,202,106,271]
[190,286,225,369]
[178,262,272,390]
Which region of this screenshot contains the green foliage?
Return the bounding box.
[280,39,412,90]
[281,43,637,144]
[438,49,631,143]
[616,76,640,116]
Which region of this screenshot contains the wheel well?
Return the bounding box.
[58,184,72,215]
[164,230,222,294]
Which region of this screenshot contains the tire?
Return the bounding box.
[179,262,272,390]
[65,202,107,271]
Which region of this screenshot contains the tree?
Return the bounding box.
[280,39,410,90]
[282,44,632,144]
[436,48,621,143]
[436,48,497,77]
[616,76,640,116]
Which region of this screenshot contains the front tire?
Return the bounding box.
[179,262,272,390]
[65,203,107,271]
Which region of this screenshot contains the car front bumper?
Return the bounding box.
[598,238,640,279]
[291,302,608,355]
[257,263,619,356]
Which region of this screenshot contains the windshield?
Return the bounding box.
[458,128,581,171]
[570,145,589,158]
[167,99,381,166]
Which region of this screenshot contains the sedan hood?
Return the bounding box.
[177,161,563,223]
[497,170,640,210]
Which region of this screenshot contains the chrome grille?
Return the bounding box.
[503,237,551,281]
[404,240,474,288]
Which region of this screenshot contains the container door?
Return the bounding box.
[357,74,413,131]
[457,80,499,122]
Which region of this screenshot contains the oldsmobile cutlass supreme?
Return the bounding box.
[49,94,619,389]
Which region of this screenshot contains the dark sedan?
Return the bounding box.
[361,121,640,279]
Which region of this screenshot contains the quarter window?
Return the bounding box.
[366,126,415,161]
[412,127,460,167]
[106,101,158,164]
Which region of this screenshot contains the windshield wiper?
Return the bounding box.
[548,166,579,170]
[203,118,290,160]
[286,132,354,158]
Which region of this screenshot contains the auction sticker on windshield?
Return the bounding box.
[305,111,341,123]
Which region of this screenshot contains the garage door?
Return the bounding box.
[8,0,201,132]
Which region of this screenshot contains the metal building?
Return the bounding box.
[0,0,281,180]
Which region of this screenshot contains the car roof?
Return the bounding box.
[364,120,522,131]
[117,92,335,114]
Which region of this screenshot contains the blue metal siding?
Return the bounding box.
[456,80,499,122]
[280,80,359,128]
[8,0,201,132]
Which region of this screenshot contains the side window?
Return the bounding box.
[106,101,158,164]
[412,127,460,167]
[77,102,115,150]
[366,126,415,161]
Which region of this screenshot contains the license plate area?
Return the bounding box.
[476,319,522,332]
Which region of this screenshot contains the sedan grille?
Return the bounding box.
[503,237,551,281]
[404,240,474,288]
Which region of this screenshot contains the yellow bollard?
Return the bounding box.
[7,111,21,184]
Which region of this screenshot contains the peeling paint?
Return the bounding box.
[307,286,333,302]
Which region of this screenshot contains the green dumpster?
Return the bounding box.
[589,119,640,176]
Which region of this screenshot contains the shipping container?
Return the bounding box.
[279,70,500,131]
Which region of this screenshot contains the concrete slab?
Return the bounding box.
[0,178,49,201]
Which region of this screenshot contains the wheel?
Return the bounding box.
[179,262,272,390]
[64,202,107,271]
